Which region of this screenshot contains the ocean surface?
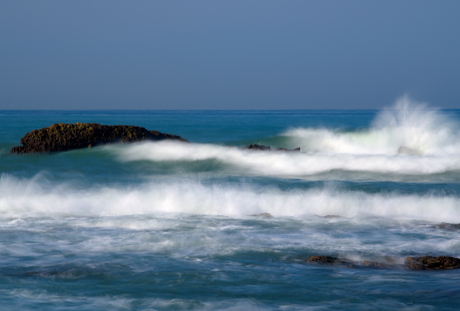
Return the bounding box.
[1,98,460,310]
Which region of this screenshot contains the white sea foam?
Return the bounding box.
[1,174,459,223]
[112,97,460,178]
[113,140,460,177]
[287,96,460,156]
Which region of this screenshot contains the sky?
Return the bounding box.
[1,1,459,110]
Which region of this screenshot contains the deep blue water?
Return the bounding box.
[1,101,460,310]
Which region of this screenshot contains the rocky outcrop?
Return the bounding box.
[404,256,460,270]
[10,123,188,154]
[306,255,460,270]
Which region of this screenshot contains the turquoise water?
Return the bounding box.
[1,99,460,310]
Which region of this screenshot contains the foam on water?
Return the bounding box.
[286,96,460,156]
[114,141,460,177]
[112,97,460,178]
[1,174,460,223]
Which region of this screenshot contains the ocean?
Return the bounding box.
[1,98,460,310]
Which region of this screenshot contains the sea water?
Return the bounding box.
[1,97,460,310]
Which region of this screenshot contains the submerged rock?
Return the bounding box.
[361,261,391,269]
[10,123,188,154]
[306,255,390,269]
[432,222,460,231]
[249,213,273,218]
[276,147,301,152]
[405,256,460,270]
[306,256,340,264]
[243,144,300,152]
[306,255,460,270]
[244,144,272,151]
[306,256,356,268]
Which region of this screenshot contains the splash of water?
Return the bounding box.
[287,96,460,155]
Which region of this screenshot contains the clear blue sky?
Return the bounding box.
[1,0,459,110]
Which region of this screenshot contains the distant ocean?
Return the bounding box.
[1,98,460,310]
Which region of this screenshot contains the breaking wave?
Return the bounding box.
[111,97,460,178]
[1,174,459,222]
[286,96,460,156]
[113,141,460,177]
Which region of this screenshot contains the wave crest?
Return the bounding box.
[1,175,460,222]
[286,96,460,156]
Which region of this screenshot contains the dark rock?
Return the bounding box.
[10,123,188,154]
[244,144,272,151]
[305,256,390,270]
[306,255,460,271]
[432,222,460,230]
[243,144,301,152]
[306,256,356,268]
[249,213,273,218]
[306,256,339,264]
[405,256,460,270]
[276,147,301,152]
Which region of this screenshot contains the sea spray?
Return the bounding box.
[286,96,460,155]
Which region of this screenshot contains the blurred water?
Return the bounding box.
[1,100,460,310]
